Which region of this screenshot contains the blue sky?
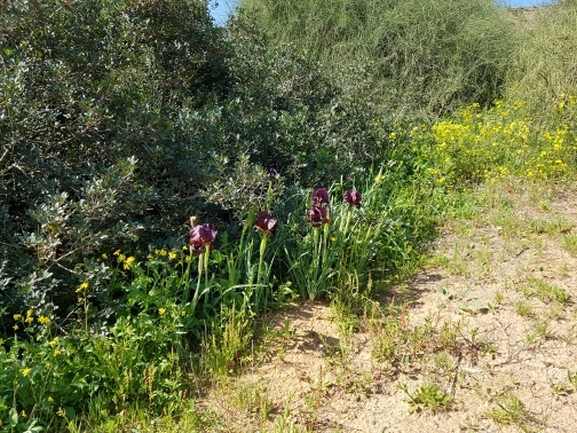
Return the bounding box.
[208,0,555,26]
[500,0,555,6]
[209,0,239,26]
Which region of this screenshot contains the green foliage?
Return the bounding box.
[1,0,395,328]
[0,0,226,227]
[2,0,577,431]
[240,0,515,116]
[0,0,230,332]
[214,17,392,186]
[398,382,453,413]
[281,166,437,301]
[485,392,545,432]
[0,302,187,432]
[505,0,577,122]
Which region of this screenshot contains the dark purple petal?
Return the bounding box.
[307,204,329,227]
[344,189,362,209]
[312,188,330,205]
[189,223,218,253]
[254,210,278,235]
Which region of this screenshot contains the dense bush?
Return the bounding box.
[0,0,230,337]
[0,0,395,329]
[239,0,516,116]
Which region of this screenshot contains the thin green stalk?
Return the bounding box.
[308,227,321,298]
[182,251,194,303]
[190,251,204,314]
[321,220,330,270]
[257,233,269,312]
[203,244,210,306]
[342,206,353,235]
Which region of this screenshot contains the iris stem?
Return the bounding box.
[257,233,269,312]
[190,251,204,314]
[343,206,353,235]
[202,244,210,307]
[182,249,194,303]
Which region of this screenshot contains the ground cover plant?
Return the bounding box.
[2,0,577,431]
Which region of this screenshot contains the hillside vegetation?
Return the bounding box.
[1,0,577,431]
[240,0,516,116]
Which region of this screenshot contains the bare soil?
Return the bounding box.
[201,180,577,432]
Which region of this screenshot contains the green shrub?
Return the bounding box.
[239,0,516,116]
[505,0,577,123]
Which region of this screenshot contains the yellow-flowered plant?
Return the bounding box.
[414,97,577,185]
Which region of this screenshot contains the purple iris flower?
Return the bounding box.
[189,223,218,254]
[312,188,330,206]
[307,204,330,227]
[343,189,362,209]
[254,210,278,235]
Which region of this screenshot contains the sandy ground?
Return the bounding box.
[202,181,577,432]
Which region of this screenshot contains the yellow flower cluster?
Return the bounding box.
[13,310,51,328]
[417,97,577,184]
[76,282,89,293]
[112,249,139,270]
[123,256,136,270]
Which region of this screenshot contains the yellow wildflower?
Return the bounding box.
[123,256,136,270]
[76,282,89,293]
[38,316,51,325]
[49,337,60,346]
[48,396,54,402]
[168,251,177,260]
[13,314,22,321]
[158,307,167,315]
[25,310,34,324]
[20,367,31,377]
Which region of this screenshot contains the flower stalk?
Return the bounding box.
[184,217,218,315]
[253,210,277,312]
